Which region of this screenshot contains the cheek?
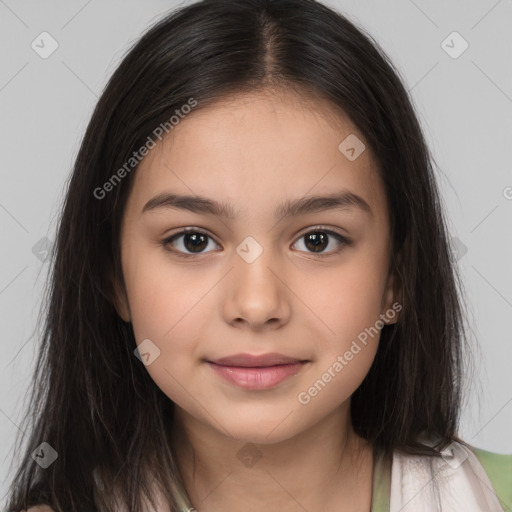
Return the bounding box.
[122,247,215,365]
[128,276,209,357]
[122,241,203,338]
[125,259,210,404]
[308,256,388,336]
[300,249,388,382]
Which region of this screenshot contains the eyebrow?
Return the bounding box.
[141,190,372,219]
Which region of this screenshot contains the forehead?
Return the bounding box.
[124,89,387,224]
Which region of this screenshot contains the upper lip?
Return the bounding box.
[208,352,307,368]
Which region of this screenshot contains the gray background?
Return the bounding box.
[1,0,511,504]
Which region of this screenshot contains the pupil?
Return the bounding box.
[184,233,208,253]
[305,232,327,252]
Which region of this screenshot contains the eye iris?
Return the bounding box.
[184,232,208,253]
[305,232,328,252]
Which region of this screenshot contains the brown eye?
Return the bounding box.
[292,228,351,256]
[162,229,220,256]
[304,232,329,252]
[181,232,209,253]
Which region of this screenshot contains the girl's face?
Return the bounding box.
[114,89,399,444]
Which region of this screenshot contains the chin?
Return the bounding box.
[222,419,300,446]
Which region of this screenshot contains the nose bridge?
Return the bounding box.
[234,233,280,292]
[223,233,288,326]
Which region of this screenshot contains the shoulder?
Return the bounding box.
[390,441,512,510]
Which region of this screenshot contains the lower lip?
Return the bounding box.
[207,362,306,390]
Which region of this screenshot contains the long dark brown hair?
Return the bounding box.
[6,0,477,510]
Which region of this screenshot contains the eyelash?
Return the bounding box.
[161,226,352,259]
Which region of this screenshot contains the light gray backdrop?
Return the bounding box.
[1,0,511,504]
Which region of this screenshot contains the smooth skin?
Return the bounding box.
[112,88,400,512]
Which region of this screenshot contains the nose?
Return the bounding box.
[222,244,291,331]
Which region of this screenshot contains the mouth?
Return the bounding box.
[206,359,309,390]
[208,352,308,368]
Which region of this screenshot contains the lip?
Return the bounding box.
[207,361,307,390]
[209,352,306,367]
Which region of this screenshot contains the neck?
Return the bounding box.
[170,404,374,512]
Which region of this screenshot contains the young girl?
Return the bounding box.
[6,0,511,511]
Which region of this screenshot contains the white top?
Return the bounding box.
[390,440,506,512]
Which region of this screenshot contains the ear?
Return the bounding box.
[381,254,402,325]
[109,274,131,323]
